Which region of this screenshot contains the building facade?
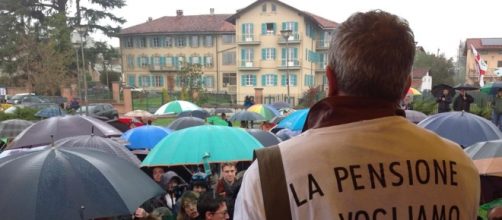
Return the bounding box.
[464,38,502,84]
[118,0,337,105]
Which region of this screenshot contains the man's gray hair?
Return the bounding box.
[328,10,415,102]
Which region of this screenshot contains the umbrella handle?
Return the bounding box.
[79,205,85,220]
[202,152,211,176]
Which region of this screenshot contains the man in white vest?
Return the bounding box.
[234,10,480,220]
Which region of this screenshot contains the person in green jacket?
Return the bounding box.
[491,89,502,130]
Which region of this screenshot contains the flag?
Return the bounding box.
[471,44,488,86]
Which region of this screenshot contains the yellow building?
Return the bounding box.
[118,0,337,105]
[464,38,502,84]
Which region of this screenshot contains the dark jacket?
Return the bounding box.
[453,94,474,112]
[436,95,452,113]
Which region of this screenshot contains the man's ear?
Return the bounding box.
[326,66,337,97]
[401,74,412,99]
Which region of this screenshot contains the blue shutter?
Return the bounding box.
[250,24,254,35]
[128,74,135,86]
[273,74,278,86]
[261,23,266,35]
[272,23,276,33]
[241,48,246,60]
[293,48,298,64]
[282,48,286,65]
[159,76,164,86]
[250,48,254,60]
[282,22,286,30]
[151,56,154,66]
[252,75,257,86]
[272,48,276,60]
[242,24,245,34]
[241,75,246,86]
[136,57,141,67]
[262,49,266,60]
[160,56,166,66]
[138,76,143,87]
[294,22,298,32]
[189,57,193,64]
[261,74,266,86]
[292,74,297,86]
[174,57,179,69]
[281,74,286,86]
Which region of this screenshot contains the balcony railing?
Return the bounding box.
[316,40,330,50]
[278,32,301,44]
[278,59,301,70]
[149,64,178,71]
[238,60,261,70]
[237,34,261,45]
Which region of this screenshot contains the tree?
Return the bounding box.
[177,63,204,101]
[414,50,455,86]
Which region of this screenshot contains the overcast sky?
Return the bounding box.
[98,0,502,59]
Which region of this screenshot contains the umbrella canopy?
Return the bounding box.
[407,87,421,95]
[481,81,502,95]
[431,84,456,98]
[207,116,228,126]
[35,106,66,118]
[247,104,279,121]
[270,101,291,110]
[154,100,201,115]
[278,107,296,116]
[177,109,210,119]
[479,198,502,218]
[405,110,427,124]
[0,148,163,220]
[142,125,263,166]
[465,140,502,177]
[277,109,309,132]
[0,119,33,138]
[54,135,141,167]
[229,111,265,121]
[454,83,479,91]
[122,125,172,150]
[106,119,131,132]
[246,129,281,147]
[167,117,205,130]
[9,115,122,149]
[269,115,286,124]
[124,110,154,118]
[214,108,233,114]
[276,128,301,141]
[418,111,502,147]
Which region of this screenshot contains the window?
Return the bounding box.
[136,37,147,48]
[498,61,502,67]
[261,23,276,35]
[223,73,236,87]
[190,36,199,47]
[164,37,173,47]
[281,48,298,65]
[282,22,299,39]
[223,51,236,65]
[241,48,254,64]
[204,56,213,67]
[127,74,136,86]
[261,48,276,60]
[175,36,187,47]
[241,74,257,86]
[127,55,134,68]
[222,35,235,44]
[262,4,267,12]
[204,36,213,47]
[281,73,297,86]
[152,75,164,87]
[242,23,254,41]
[139,75,151,87]
[152,36,162,47]
[262,74,277,86]
[165,56,173,66]
[271,3,276,11]
[305,74,314,86]
[152,56,161,66]
[137,56,149,68]
[191,56,200,64]
[124,38,134,48]
[203,76,214,88]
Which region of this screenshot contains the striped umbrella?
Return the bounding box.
[465,140,502,177]
[154,100,201,115]
[246,104,279,121]
[407,87,421,95]
[124,110,153,118]
[0,119,34,138]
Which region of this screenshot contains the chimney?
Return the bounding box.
[176,10,183,16]
[210,8,215,15]
[147,17,152,22]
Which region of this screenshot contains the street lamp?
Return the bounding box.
[72,42,82,101]
[280,29,292,104]
[76,26,89,115]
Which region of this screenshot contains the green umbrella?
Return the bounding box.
[207,116,228,126]
[141,125,263,166]
[479,198,502,220]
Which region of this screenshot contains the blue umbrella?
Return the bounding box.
[418,111,502,147]
[277,109,309,131]
[35,106,66,118]
[122,125,172,150]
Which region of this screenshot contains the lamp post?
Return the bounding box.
[72,43,82,101]
[280,29,292,104]
[77,26,89,115]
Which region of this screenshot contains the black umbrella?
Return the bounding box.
[177,109,210,119]
[106,119,130,132]
[229,111,265,121]
[54,135,141,167]
[246,129,281,147]
[8,115,122,149]
[418,111,502,147]
[167,117,205,130]
[0,119,34,138]
[0,148,163,220]
[214,108,233,114]
[270,101,291,110]
[431,84,456,98]
[269,115,286,124]
[454,83,479,91]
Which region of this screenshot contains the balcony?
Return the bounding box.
[237,34,261,45]
[278,32,301,44]
[316,40,330,50]
[149,64,178,72]
[238,60,261,71]
[278,59,301,70]
[315,63,327,72]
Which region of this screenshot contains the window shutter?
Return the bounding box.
[200,56,204,65]
[282,22,286,30]
[262,74,266,86]
[242,24,245,34]
[262,49,266,60]
[281,74,286,86]
[262,23,266,35]
[294,22,299,32]
[272,23,276,33]
[273,74,278,86]
[160,56,166,66]
[292,74,297,86]
[136,57,141,67]
[189,57,193,64]
[241,49,246,61]
[272,48,276,60]
[293,48,298,60]
[250,24,254,35]
[241,75,246,86]
[252,75,257,86]
[159,76,164,86]
[282,48,286,60]
[138,76,143,87]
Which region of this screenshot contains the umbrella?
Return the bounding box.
[246,129,281,147]
[405,110,427,124]
[54,135,141,167]
[229,111,265,121]
[480,198,502,218]
[247,104,280,121]
[34,106,66,118]
[481,81,502,95]
[0,148,163,220]
[177,109,210,119]
[0,119,33,138]
[154,100,201,115]
[418,111,502,147]
[270,101,291,110]
[278,107,296,116]
[167,117,205,130]
[142,125,263,166]
[124,109,154,118]
[276,128,301,141]
[465,140,502,177]
[277,109,309,132]
[122,125,172,150]
[207,116,228,126]
[106,119,131,132]
[269,115,286,124]
[8,115,122,149]
[407,87,421,95]
[454,83,479,91]
[431,84,456,98]
[214,108,233,114]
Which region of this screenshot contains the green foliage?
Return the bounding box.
[178,63,204,102]
[412,98,436,115]
[413,50,455,86]
[162,89,170,103]
[470,103,492,119]
[0,108,39,121]
[298,87,325,108]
